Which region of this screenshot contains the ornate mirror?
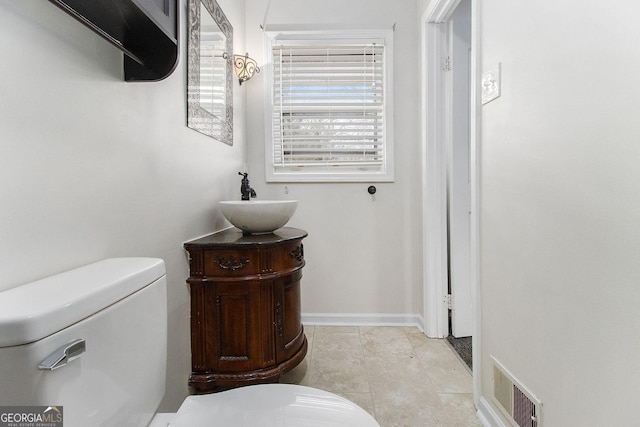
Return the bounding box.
[187,0,233,144]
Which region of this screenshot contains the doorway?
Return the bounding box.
[446,0,472,340]
[421,0,477,357]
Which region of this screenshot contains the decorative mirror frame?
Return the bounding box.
[187,0,233,144]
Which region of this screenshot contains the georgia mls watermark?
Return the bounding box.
[0,406,63,427]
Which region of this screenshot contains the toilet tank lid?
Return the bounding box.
[0,257,165,347]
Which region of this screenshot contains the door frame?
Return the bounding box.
[420,0,480,398]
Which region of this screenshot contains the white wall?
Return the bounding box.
[479,1,640,425]
[243,0,424,322]
[0,0,246,411]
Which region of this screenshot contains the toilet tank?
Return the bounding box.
[0,258,167,427]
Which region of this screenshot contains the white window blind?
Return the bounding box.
[269,36,392,181]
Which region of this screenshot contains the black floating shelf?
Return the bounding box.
[49,0,179,82]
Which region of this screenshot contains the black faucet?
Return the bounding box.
[238,172,257,200]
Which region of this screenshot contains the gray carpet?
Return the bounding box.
[446,336,472,370]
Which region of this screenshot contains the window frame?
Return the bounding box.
[264,29,394,183]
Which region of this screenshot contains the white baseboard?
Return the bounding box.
[476,396,508,427]
[302,313,424,331]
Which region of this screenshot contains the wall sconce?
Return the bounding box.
[234,53,260,85]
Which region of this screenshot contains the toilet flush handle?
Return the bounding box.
[38,338,86,371]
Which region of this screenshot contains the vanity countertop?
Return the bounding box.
[184,227,307,248]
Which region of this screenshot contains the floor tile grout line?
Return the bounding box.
[404,327,440,393]
[358,326,379,421]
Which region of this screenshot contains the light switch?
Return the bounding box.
[482,64,501,105]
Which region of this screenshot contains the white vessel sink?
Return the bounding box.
[219,200,298,234]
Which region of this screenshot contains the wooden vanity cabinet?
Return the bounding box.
[184,227,308,394]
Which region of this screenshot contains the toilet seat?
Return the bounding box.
[169,384,380,427]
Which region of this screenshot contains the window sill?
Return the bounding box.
[266,167,394,183]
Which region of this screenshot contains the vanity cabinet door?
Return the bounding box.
[190,279,270,374]
[274,270,305,363]
[211,281,263,372]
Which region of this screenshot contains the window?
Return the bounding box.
[264,30,394,182]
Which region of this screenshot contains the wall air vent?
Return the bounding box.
[492,356,542,427]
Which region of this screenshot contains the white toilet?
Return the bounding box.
[0,258,379,427]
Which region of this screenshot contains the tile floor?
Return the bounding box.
[281,326,482,427]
